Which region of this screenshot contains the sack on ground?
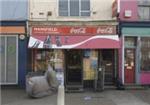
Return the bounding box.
[26,76,52,98]
[45,70,59,89]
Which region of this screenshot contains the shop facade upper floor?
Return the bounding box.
[118,0,150,21]
[0,0,28,21]
[29,0,117,22]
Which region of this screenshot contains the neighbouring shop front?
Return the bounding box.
[0,21,27,87]
[120,22,150,85]
[28,25,120,91]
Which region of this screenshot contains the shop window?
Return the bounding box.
[141,37,150,71]
[59,0,90,16]
[0,36,18,84]
[34,50,64,72]
[83,50,98,80]
[138,0,150,20]
[125,37,137,47]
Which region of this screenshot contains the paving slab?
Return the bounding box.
[1,88,150,105]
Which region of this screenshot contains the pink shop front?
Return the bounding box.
[28,25,120,91]
[119,22,150,86]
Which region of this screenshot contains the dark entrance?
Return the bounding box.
[95,49,116,91]
[65,50,83,91]
[101,49,115,85]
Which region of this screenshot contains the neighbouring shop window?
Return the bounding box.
[140,37,150,71]
[138,0,150,20]
[125,37,137,47]
[0,36,18,84]
[59,0,90,16]
[83,50,98,80]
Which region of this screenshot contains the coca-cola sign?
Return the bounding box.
[32,26,116,35]
[70,28,86,34]
[97,27,113,34]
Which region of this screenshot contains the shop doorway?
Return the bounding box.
[100,49,116,85]
[65,50,83,91]
[124,49,135,84]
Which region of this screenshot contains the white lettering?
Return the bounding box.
[34,27,58,32]
[47,27,58,32]
[97,27,113,34]
[70,28,86,34]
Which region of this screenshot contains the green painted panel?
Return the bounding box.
[122,28,150,36]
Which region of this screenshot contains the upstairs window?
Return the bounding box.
[138,0,150,20]
[59,0,90,16]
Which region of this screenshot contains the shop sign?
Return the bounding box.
[0,26,25,34]
[70,27,86,34]
[28,35,120,49]
[32,26,116,35]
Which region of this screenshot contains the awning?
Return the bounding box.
[28,35,120,49]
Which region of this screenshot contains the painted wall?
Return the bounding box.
[29,0,116,21]
[119,0,138,21]
[18,38,27,88]
[0,0,28,20]
[140,72,150,85]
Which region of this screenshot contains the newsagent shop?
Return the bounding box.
[28,25,120,91]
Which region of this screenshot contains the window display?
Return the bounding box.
[141,37,150,71]
[33,50,64,85]
[83,50,98,80]
[125,37,137,47]
[34,50,64,72]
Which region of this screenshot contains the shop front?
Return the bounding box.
[28,25,120,91]
[120,22,150,85]
[0,21,27,87]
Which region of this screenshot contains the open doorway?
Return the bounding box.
[65,50,83,91]
[100,49,116,85]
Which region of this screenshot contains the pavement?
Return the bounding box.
[1,87,150,105]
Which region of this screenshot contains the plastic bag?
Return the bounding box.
[26,70,59,98]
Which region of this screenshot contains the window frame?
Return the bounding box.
[138,5,150,20]
[0,35,18,85]
[140,37,150,71]
[138,0,150,20]
[58,0,91,17]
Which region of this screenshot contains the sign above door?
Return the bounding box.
[31,26,116,36]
